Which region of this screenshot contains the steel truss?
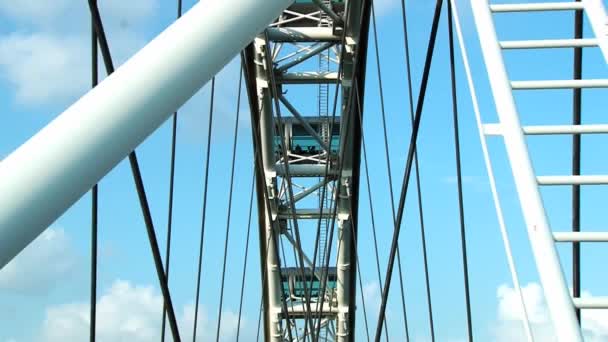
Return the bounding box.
[243,0,369,340]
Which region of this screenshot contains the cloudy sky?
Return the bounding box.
[1,0,608,341]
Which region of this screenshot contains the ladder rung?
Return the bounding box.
[500,38,598,49]
[537,175,608,185]
[278,208,334,219]
[511,79,608,89]
[523,124,608,135]
[554,232,608,242]
[573,297,608,309]
[490,2,584,12]
[277,71,339,84]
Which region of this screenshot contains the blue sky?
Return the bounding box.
[1,0,607,341]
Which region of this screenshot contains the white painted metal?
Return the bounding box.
[582,0,608,62]
[335,211,351,341]
[277,208,333,219]
[267,27,340,42]
[287,303,337,316]
[278,71,339,84]
[553,232,608,242]
[500,38,598,49]
[485,123,608,136]
[277,42,334,71]
[253,36,284,342]
[490,2,584,12]
[522,124,608,135]
[511,79,608,89]
[471,2,583,341]
[0,0,293,269]
[452,1,535,340]
[537,175,608,185]
[276,164,338,177]
[573,297,608,309]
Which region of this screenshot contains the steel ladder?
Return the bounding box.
[470,1,608,341]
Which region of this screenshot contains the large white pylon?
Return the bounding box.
[0,0,293,269]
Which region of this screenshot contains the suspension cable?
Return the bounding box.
[374,1,444,340]
[160,1,182,340]
[572,0,583,323]
[192,77,215,342]
[86,2,181,340]
[214,61,243,342]
[89,6,98,340]
[392,0,438,338]
[448,1,534,340]
[236,169,255,342]
[360,130,397,341]
[373,2,426,340]
[446,2,473,341]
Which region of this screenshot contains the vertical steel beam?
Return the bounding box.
[252,36,284,342]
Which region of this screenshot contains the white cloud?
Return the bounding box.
[0,32,89,105]
[0,0,72,23]
[0,0,158,107]
[362,281,381,314]
[493,282,608,341]
[39,280,248,341]
[373,0,400,16]
[0,227,79,294]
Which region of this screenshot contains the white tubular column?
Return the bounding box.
[471,2,583,341]
[254,35,283,342]
[0,0,293,269]
[335,178,352,342]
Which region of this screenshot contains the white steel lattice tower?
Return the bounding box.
[244,0,369,340]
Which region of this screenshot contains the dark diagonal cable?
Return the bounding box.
[86,2,181,340]
[447,2,473,340]
[572,0,583,323]
[397,0,438,339]
[236,170,255,342]
[192,77,215,342]
[160,1,183,341]
[375,1,444,340]
[89,8,98,341]
[371,3,417,340]
[214,62,243,342]
[372,0,435,342]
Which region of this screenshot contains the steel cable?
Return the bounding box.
[236,170,256,342]
[160,1,183,340]
[86,2,181,340]
[214,60,244,341]
[192,77,215,342]
[89,7,98,340]
[374,1,444,340]
[447,1,474,340]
